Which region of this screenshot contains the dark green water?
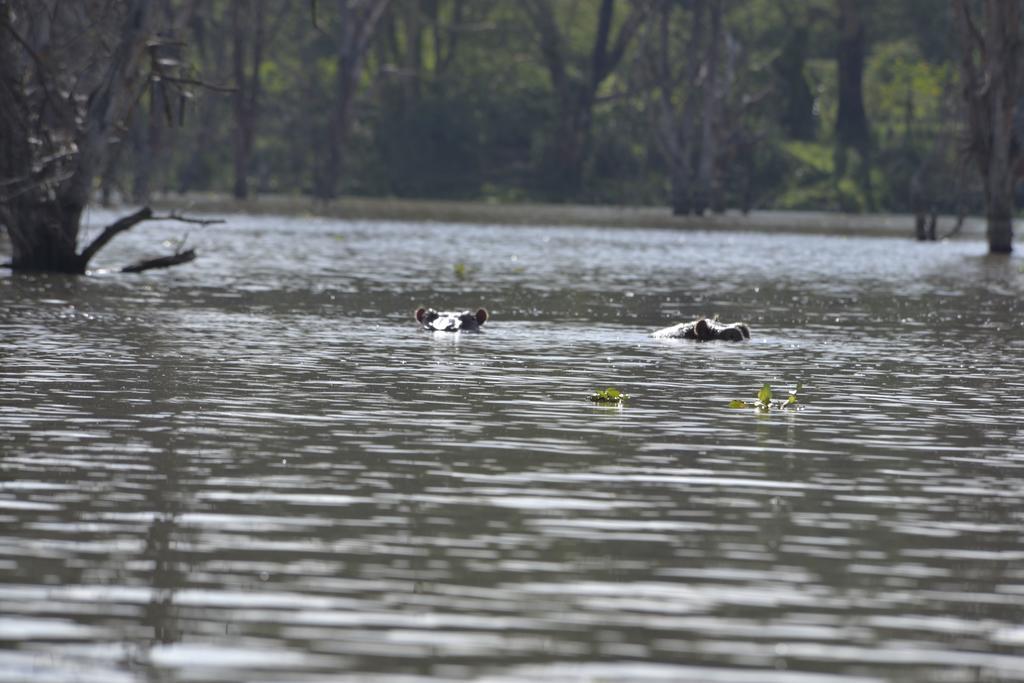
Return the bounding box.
[1,211,1023,682]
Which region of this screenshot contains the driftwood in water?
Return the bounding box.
[122,248,197,273]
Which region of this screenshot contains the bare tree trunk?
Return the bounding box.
[180,5,228,194]
[953,0,1021,253]
[133,86,164,203]
[316,0,391,200]
[1,1,207,274]
[981,3,1018,253]
[231,0,266,199]
[666,1,703,214]
[835,0,873,209]
[0,0,155,273]
[694,0,720,215]
[773,25,816,141]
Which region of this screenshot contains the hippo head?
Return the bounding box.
[415,307,488,332]
[695,318,751,341]
[651,318,751,341]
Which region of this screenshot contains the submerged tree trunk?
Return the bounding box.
[0,1,155,272]
[2,201,86,273]
[953,0,1021,253]
[0,1,207,273]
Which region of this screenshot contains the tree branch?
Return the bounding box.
[523,0,568,92]
[77,207,223,268]
[122,248,197,273]
[78,207,154,267]
[602,1,650,83]
[150,212,225,226]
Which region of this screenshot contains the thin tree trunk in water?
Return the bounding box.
[694,0,720,216]
[952,0,1020,253]
[982,1,1017,253]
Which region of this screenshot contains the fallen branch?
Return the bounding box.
[78,206,153,266]
[149,212,224,226]
[78,206,223,270]
[121,248,196,273]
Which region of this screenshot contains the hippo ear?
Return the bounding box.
[695,318,712,341]
[475,308,488,325]
[415,307,427,323]
[737,323,751,339]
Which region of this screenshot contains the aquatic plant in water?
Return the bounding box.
[589,387,629,405]
[729,383,802,412]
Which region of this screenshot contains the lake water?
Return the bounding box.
[1,210,1023,682]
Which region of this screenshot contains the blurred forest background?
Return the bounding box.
[109,0,971,217]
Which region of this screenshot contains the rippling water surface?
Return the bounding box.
[2,211,1024,682]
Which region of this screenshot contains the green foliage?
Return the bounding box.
[781,142,833,176]
[138,2,968,214]
[589,387,629,405]
[865,40,951,138]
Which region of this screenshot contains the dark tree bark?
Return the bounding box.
[134,0,198,203]
[179,8,226,194]
[835,0,869,150]
[132,87,165,203]
[314,0,392,200]
[952,0,1021,254]
[0,1,206,273]
[772,26,817,141]
[231,0,267,199]
[649,0,704,216]
[835,0,873,210]
[0,1,153,272]
[693,0,722,215]
[524,0,648,199]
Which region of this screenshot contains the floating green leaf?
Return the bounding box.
[453,262,469,279]
[589,387,629,404]
[729,382,803,411]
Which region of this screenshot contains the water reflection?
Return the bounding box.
[1,213,1023,682]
